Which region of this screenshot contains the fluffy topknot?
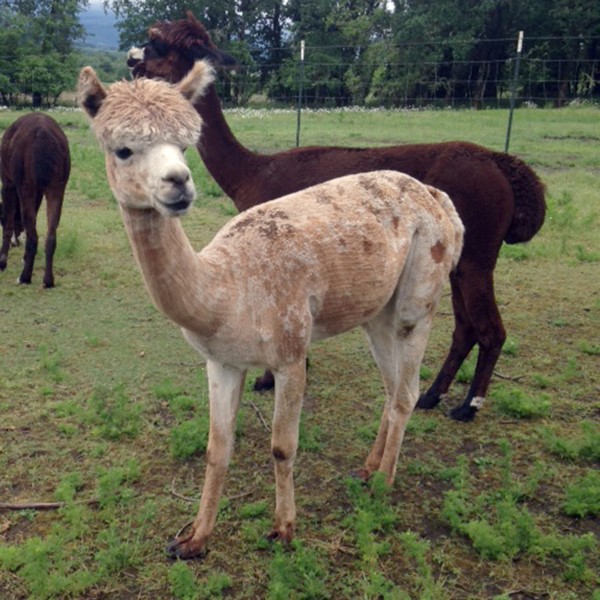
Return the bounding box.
[91,77,203,152]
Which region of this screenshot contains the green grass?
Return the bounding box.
[491,385,551,419]
[0,105,599,598]
[563,470,600,519]
[441,445,597,581]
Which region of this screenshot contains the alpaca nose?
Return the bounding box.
[162,168,191,187]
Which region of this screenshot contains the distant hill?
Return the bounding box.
[79,5,120,50]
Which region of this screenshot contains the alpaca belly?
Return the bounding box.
[181,327,261,368]
[180,315,311,371]
[310,292,390,342]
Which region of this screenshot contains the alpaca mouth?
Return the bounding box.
[130,62,145,78]
[159,198,192,215]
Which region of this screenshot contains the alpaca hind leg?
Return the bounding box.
[42,187,64,288]
[363,313,435,484]
[417,271,477,409]
[268,359,307,543]
[17,187,43,284]
[254,356,310,392]
[448,269,505,422]
[167,360,246,560]
[0,185,18,271]
[253,368,275,391]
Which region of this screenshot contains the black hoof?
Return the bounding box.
[349,468,371,483]
[166,539,182,559]
[253,370,275,392]
[166,539,208,561]
[264,529,293,546]
[265,530,281,542]
[416,391,441,410]
[449,404,477,422]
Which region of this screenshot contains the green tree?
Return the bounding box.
[0,1,89,106]
[6,0,88,53]
[0,11,29,104]
[104,0,289,105]
[16,54,78,106]
[103,0,600,107]
[382,0,600,107]
[516,0,600,105]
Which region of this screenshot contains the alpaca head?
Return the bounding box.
[127,11,236,83]
[78,61,214,216]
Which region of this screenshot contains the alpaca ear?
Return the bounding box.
[190,44,238,68]
[77,67,107,119]
[147,27,170,55]
[176,60,215,104]
[183,11,238,68]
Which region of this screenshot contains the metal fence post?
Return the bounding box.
[505,30,524,153]
[296,40,305,147]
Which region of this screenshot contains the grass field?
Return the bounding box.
[0,104,599,599]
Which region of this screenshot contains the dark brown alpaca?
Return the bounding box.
[0,113,70,288]
[128,12,546,422]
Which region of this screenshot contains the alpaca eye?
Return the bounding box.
[115,147,133,160]
[154,40,169,56]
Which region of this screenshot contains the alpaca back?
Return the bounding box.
[1,113,70,192]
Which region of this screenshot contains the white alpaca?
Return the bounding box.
[78,62,464,559]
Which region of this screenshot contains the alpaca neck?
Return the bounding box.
[119,206,217,332]
[194,84,267,207]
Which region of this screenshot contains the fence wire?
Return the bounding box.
[215,36,599,110]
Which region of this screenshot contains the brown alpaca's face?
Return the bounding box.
[127,14,236,84]
[127,43,193,84]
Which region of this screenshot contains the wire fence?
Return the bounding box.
[0,35,597,110]
[216,35,600,110]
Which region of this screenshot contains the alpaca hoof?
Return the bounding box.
[416,391,441,410]
[350,468,371,483]
[253,370,275,392]
[17,277,31,285]
[265,524,294,545]
[43,280,55,289]
[449,404,477,422]
[166,538,208,561]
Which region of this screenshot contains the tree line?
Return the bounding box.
[0,0,127,107]
[0,0,598,108]
[106,0,599,108]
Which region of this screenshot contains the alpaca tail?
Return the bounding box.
[493,152,547,244]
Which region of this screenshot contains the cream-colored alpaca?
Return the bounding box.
[78,62,464,560]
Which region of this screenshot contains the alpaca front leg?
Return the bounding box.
[269,359,307,543]
[167,360,245,560]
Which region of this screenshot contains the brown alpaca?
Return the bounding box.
[127,12,546,421]
[0,113,70,288]
[78,62,463,559]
